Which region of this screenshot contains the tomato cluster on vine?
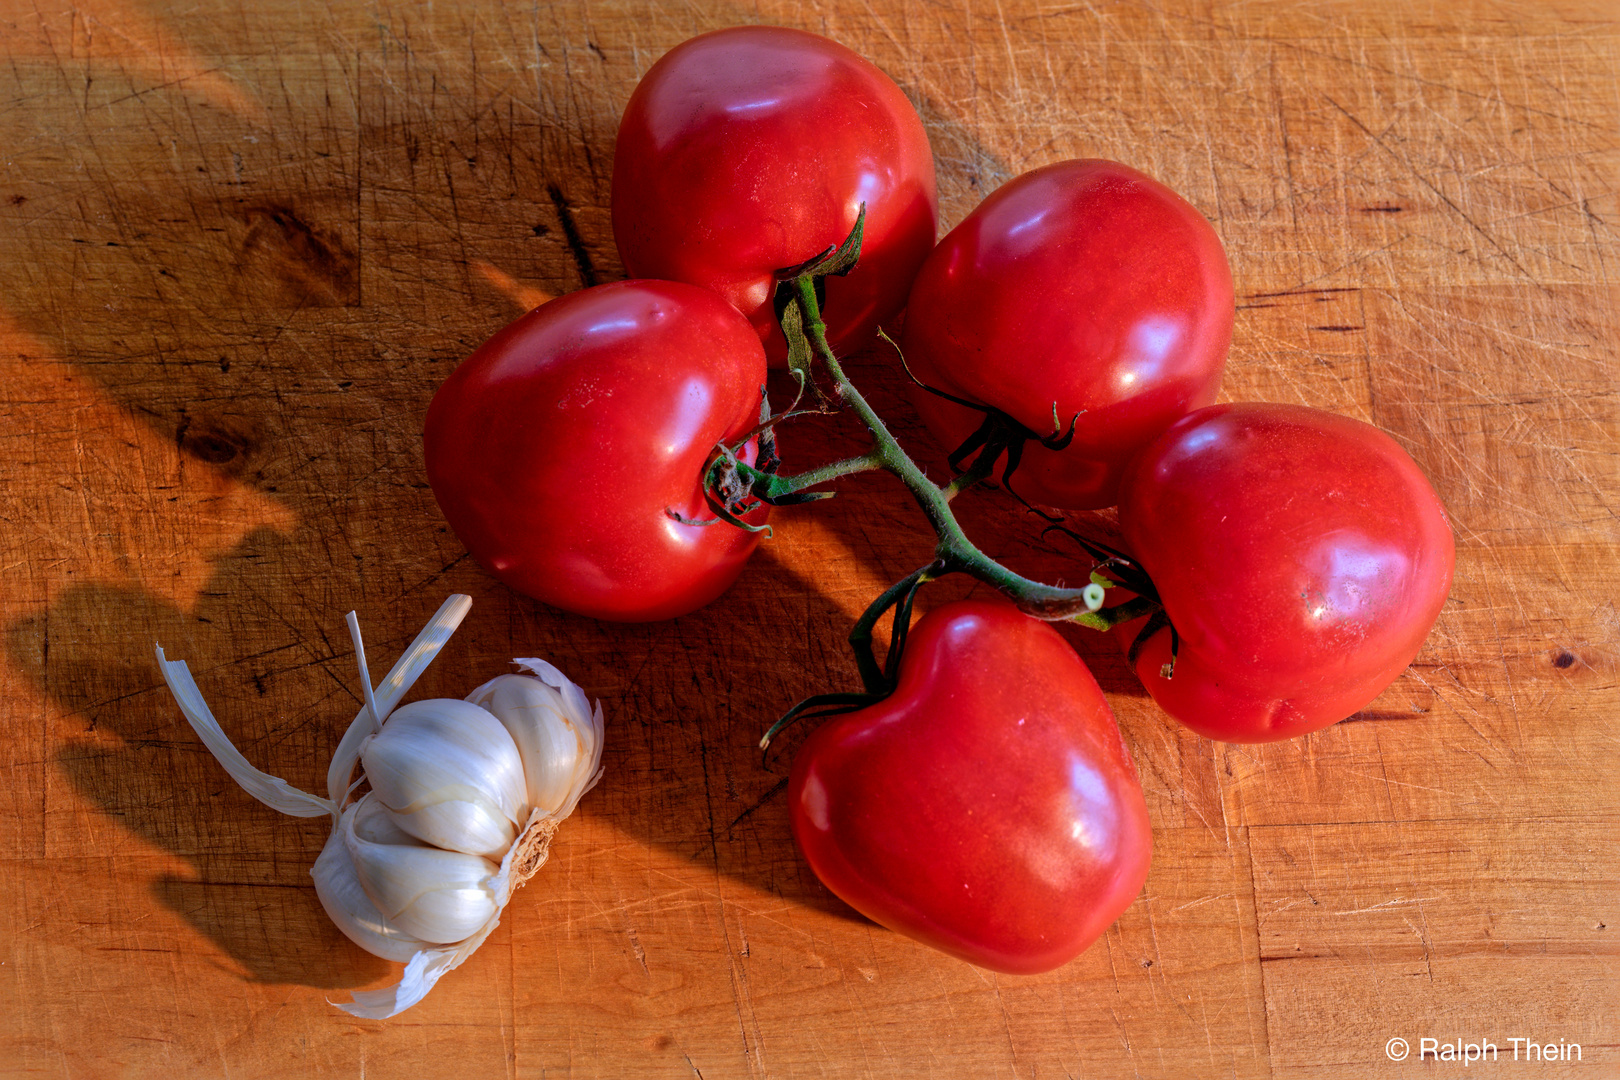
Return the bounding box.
[422,25,1454,976]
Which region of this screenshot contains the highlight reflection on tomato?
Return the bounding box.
[1115,403,1455,742]
[612,26,938,364]
[901,159,1233,510]
[423,280,768,623]
[788,600,1152,974]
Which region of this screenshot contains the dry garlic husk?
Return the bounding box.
[154,594,605,1018]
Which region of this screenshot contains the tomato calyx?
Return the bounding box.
[675,388,828,532]
[1129,608,1181,679]
[945,401,1080,486]
[682,442,776,536]
[697,390,848,522]
[847,562,936,698]
[893,337,1082,510]
[1042,521,1181,673]
[667,401,779,534]
[772,205,867,401]
[761,561,939,754]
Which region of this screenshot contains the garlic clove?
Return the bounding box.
[359,698,529,858]
[396,884,501,947]
[325,595,474,810]
[311,825,431,963]
[350,789,433,848]
[465,675,583,816]
[513,658,605,821]
[377,790,516,862]
[342,794,500,945]
[467,659,604,821]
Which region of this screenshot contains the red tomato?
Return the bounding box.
[900,159,1233,510]
[1114,403,1455,742]
[788,600,1151,974]
[423,280,768,622]
[611,26,937,364]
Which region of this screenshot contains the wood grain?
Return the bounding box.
[1,0,1616,1076]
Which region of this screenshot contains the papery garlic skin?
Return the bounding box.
[342,793,501,944]
[467,658,605,820]
[312,827,431,963]
[360,698,529,859]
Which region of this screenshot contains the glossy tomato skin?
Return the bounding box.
[423,280,768,622]
[788,600,1151,974]
[1115,403,1455,742]
[612,26,937,364]
[901,160,1233,510]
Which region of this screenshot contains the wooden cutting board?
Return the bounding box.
[2,1,1615,1076]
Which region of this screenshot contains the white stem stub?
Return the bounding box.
[154,594,606,1018]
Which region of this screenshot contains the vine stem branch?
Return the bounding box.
[735,451,884,500]
[783,277,1120,626]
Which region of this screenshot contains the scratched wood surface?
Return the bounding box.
[1,0,1616,1076]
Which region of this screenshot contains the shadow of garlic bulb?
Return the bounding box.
[153,594,604,1018]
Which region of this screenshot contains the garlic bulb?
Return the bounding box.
[153,594,605,1018]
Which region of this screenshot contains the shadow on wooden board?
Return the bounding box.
[9,576,394,990]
